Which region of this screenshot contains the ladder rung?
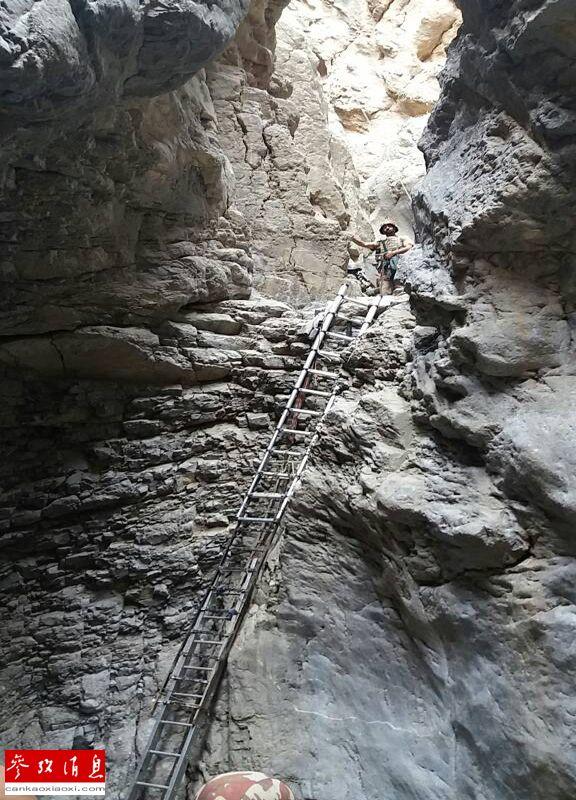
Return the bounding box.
[136,781,170,790]
[269,448,306,456]
[299,388,331,397]
[203,608,236,616]
[335,312,364,325]
[189,628,221,635]
[326,331,355,342]
[307,368,338,378]
[218,567,254,574]
[128,284,383,800]
[188,638,224,646]
[260,470,292,477]
[165,698,202,709]
[342,294,374,307]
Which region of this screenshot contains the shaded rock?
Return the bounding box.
[246,412,271,430]
[180,312,243,335]
[489,377,576,533]
[0,327,197,385]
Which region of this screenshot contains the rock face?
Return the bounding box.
[196,2,576,799]
[3,1,576,799]
[0,292,307,798]
[0,0,258,349]
[405,0,576,529]
[204,61,352,303]
[0,0,301,796]
[273,0,461,235]
[204,0,460,302]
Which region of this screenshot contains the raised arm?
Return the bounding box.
[350,235,379,251]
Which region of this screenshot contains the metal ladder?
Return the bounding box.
[127,283,388,800]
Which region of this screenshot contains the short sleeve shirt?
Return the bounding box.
[378,235,407,256]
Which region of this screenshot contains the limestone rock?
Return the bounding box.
[0,0,250,125]
[489,377,576,531]
[180,313,243,336]
[0,0,297,793]
[194,4,576,800]
[2,1,576,800]
[274,0,461,236]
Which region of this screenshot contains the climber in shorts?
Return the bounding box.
[351,221,413,294]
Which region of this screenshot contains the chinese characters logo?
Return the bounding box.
[4,750,105,795]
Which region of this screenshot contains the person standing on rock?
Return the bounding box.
[351,221,413,294]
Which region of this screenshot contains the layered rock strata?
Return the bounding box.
[0,293,310,798]
[197,2,576,799]
[0,0,297,795]
[3,1,575,799]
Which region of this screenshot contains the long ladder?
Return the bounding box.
[127,283,388,800]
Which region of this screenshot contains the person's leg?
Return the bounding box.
[389,256,399,291]
[378,266,386,294]
[379,262,392,294]
[360,271,373,293]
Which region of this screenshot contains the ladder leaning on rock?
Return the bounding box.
[126,282,388,800]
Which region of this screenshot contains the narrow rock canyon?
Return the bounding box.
[1,1,575,799]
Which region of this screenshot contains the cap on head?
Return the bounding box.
[196,771,295,800]
[379,220,399,234]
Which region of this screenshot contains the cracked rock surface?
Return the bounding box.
[0,0,303,794]
[0,293,307,798]
[197,2,576,798]
[2,0,576,798]
[200,295,576,800]
[274,0,461,236]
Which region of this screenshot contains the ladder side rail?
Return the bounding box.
[170,484,281,693]
[160,516,284,800]
[153,329,347,770]
[274,381,341,522]
[239,286,347,509]
[146,508,264,723]
[128,281,385,800]
[130,519,276,800]
[237,357,319,519]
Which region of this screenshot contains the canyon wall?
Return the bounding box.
[0,2,299,797]
[206,0,461,301]
[198,2,576,799]
[2,1,575,800]
[274,0,461,236]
